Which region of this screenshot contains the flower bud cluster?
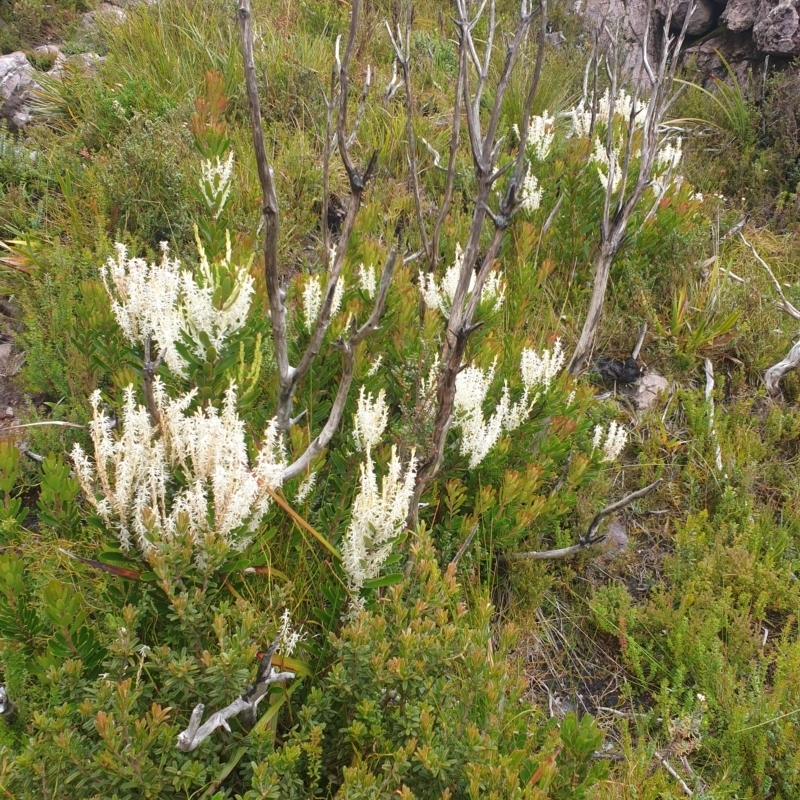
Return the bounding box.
[72,382,286,558]
[342,388,416,592]
[419,244,505,317]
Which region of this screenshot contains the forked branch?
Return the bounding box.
[176,635,294,751]
[239,0,386,464]
[410,0,546,522]
[568,0,694,375]
[514,478,662,560]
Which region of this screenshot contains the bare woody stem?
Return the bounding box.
[239,0,386,466]
[176,635,294,752]
[238,0,291,430]
[567,0,693,376]
[514,478,662,560]
[282,251,398,482]
[409,1,546,524]
[142,335,163,427]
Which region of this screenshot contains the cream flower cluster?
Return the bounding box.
[358,263,376,299]
[199,152,234,215]
[598,88,634,125]
[453,341,565,468]
[276,609,305,656]
[652,136,684,194]
[72,382,286,557]
[182,230,255,358]
[569,88,641,139]
[591,138,622,193]
[514,110,555,161]
[419,244,505,316]
[100,242,184,374]
[591,421,629,462]
[521,172,543,212]
[302,276,322,333]
[302,247,345,332]
[342,387,416,592]
[101,233,254,376]
[352,387,389,451]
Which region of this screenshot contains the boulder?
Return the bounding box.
[753,0,800,54]
[657,0,718,34]
[49,52,106,79]
[720,0,760,31]
[629,370,669,412]
[81,1,128,31]
[682,30,759,85]
[0,52,39,132]
[583,0,662,79]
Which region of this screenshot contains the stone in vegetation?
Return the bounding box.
[0,52,37,133]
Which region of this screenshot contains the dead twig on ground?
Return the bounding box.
[513,479,662,560]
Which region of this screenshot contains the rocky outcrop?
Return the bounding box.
[0,52,38,133]
[720,0,759,31]
[657,0,717,35]
[579,0,800,89]
[0,0,139,133]
[753,0,800,55]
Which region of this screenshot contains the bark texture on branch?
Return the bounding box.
[239,0,392,490]
[765,339,800,397]
[514,478,661,560]
[408,0,548,527]
[176,637,294,752]
[568,0,694,375]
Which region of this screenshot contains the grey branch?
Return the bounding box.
[739,231,800,320]
[409,1,545,525]
[765,338,800,397]
[513,479,662,560]
[449,521,480,568]
[568,0,694,375]
[176,636,294,752]
[240,0,387,470]
[282,251,398,482]
[654,751,694,797]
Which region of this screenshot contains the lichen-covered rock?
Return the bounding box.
[0,52,39,133]
[720,0,760,31]
[657,0,717,35]
[753,0,800,54]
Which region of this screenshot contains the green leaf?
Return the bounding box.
[361,572,404,589]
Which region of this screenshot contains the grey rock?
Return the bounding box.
[630,370,669,411]
[0,52,39,132]
[597,520,629,560]
[682,30,759,86]
[753,0,800,54]
[583,0,662,80]
[0,52,34,102]
[720,0,760,31]
[49,52,106,80]
[81,1,128,30]
[657,0,717,34]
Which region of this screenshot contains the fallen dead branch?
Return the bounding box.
[176,634,294,752]
[739,232,800,321]
[513,479,662,560]
[654,751,693,797]
[764,339,800,397]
